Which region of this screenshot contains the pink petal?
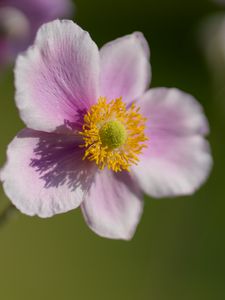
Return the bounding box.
[132,88,212,197]
[0,129,96,217]
[81,169,143,240]
[100,32,151,105]
[15,20,100,132]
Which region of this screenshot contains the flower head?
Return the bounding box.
[0,0,74,66]
[214,0,225,5]
[200,14,225,94]
[0,20,212,240]
[80,97,148,172]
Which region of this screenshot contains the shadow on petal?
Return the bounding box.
[17,125,96,194]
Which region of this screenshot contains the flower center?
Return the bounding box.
[99,120,127,149]
[79,97,148,172]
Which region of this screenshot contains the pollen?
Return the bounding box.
[79,97,148,172]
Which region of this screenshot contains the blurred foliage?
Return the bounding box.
[0,0,224,299]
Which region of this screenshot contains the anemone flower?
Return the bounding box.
[200,14,225,94]
[0,0,74,66]
[0,20,212,240]
[214,0,225,5]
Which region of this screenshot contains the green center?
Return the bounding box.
[99,120,127,149]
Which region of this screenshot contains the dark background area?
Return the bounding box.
[0,0,224,299]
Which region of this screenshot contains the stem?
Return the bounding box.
[0,203,17,227]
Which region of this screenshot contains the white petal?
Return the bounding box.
[81,169,143,240]
[100,32,151,105]
[1,129,95,217]
[15,20,100,132]
[132,88,212,197]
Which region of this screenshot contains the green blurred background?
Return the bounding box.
[0,0,225,299]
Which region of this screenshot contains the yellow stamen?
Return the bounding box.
[79,97,148,172]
